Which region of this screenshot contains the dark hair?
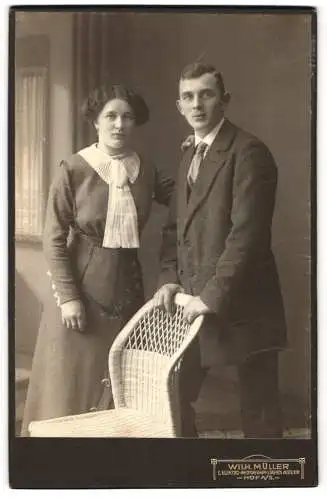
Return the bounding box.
[180,62,226,97]
[82,83,149,126]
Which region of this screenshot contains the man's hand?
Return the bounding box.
[183,296,210,324]
[61,299,87,331]
[153,284,184,313]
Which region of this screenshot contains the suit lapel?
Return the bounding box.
[182,119,237,237]
[178,144,195,232]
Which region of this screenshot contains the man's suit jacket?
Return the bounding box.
[159,119,287,366]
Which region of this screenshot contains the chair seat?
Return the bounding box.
[29,409,175,438]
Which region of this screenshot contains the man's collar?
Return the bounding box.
[194,117,225,148]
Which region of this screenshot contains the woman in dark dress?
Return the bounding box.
[21,83,174,436]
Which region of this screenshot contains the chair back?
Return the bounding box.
[108,293,204,435]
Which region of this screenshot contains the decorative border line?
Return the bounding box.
[210,455,306,481]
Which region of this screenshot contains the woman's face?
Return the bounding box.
[94,98,136,153]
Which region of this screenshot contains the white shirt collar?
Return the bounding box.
[78,144,140,186]
[194,117,225,150]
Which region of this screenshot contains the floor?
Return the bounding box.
[193,366,310,439]
[15,352,310,438]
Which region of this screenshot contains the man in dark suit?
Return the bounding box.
[154,62,287,438]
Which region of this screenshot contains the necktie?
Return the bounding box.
[187,141,207,187]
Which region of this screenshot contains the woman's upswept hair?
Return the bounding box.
[82,83,149,126]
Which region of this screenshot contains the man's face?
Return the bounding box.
[177,73,226,137]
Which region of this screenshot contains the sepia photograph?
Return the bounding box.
[10,6,317,488]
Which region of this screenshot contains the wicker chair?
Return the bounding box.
[28,293,204,438]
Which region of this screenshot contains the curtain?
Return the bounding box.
[72,12,133,150]
[15,68,47,239]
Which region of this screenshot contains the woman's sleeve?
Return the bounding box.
[43,161,81,305]
[153,165,175,206]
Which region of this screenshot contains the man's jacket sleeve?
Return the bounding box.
[200,141,278,315]
[157,187,180,288]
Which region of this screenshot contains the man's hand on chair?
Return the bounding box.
[183,296,210,324]
[154,286,210,323]
[153,284,184,314]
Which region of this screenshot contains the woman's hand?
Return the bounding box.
[60,300,87,331]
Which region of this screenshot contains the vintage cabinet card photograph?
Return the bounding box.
[9,5,317,488]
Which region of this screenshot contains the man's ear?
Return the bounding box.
[176,99,184,116]
[222,92,231,106]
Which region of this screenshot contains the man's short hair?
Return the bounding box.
[180,62,226,97]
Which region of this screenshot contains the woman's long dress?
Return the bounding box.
[21,151,173,436]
